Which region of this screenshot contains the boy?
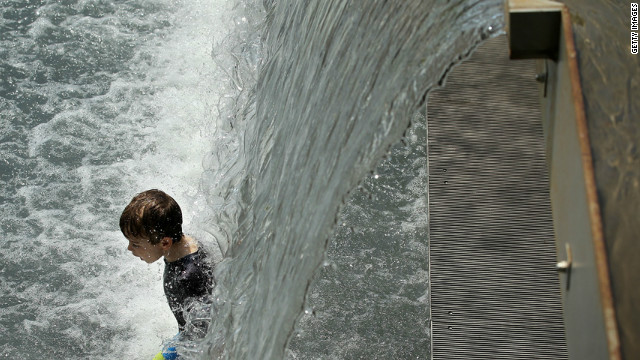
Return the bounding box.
[119,189,214,338]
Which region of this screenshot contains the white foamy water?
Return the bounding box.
[0,0,254,358]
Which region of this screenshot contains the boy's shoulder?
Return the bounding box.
[166,248,213,272]
[164,248,214,297]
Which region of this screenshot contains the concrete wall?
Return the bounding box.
[560,1,640,358]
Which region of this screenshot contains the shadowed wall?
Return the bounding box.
[560,2,640,358]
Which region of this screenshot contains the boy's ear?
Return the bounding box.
[160,237,173,249]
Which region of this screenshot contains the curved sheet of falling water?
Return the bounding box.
[197,1,504,359]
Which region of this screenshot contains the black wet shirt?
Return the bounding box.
[163,249,214,332]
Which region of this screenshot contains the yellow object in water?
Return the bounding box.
[152,352,165,360]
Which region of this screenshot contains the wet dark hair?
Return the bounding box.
[119,189,184,244]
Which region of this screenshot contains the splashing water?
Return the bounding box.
[1,0,252,358]
[0,0,502,359]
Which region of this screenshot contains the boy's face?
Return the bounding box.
[126,238,165,263]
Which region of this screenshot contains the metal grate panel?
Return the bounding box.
[427,35,568,360]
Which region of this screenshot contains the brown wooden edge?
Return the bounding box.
[561,6,621,359]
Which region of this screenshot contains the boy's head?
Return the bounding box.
[119,189,184,246]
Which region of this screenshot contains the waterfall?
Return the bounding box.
[200,1,503,359]
[0,1,503,358]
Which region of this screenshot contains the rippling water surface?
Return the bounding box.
[0,1,503,359]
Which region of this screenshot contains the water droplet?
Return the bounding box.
[444,181,448,185]
[448,311,454,315]
[447,326,454,330]
[442,169,447,172]
[322,260,337,270]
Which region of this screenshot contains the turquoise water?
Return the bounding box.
[0,1,503,359]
